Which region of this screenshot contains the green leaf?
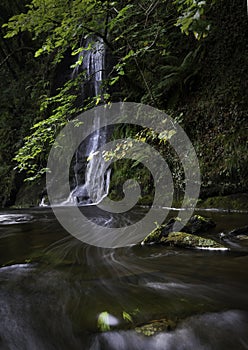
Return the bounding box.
[97,312,111,332]
[122,311,133,323]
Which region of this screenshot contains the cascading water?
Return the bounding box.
[63,37,111,205]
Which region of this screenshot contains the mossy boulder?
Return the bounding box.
[182,215,216,234]
[141,215,216,245]
[141,218,178,244]
[161,232,227,250]
[142,223,227,249]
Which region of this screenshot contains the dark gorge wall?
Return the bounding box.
[108,0,248,204]
[179,0,248,197]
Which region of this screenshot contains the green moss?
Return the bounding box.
[141,218,181,245]
[198,193,248,211]
[162,232,227,250]
[141,225,165,245]
[135,318,177,336]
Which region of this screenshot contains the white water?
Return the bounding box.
[59,38,111,206]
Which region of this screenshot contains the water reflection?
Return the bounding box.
[0,207,247,349]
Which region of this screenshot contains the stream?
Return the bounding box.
[0,206,248,349]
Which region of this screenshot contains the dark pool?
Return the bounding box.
[0,207,247,349]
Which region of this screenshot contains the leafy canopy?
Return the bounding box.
[3,0,216,180]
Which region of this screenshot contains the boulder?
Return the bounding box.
[161,232,227,250]
[142,227,227,250]
[141,218,178,244]
[182,215,216,234]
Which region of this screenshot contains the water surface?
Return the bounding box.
[0,207,247,349]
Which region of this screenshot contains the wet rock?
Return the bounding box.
[141,215,216,245]
[142,224,227,249]
[220,226,248,242]
[161,232,227,250]
[227,226,248,237]
[236,235,248,241]
[182,215,216,234]
[135,318,177,336]
[141,218,178,244]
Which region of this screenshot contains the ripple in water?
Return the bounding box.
[0,214,34,225]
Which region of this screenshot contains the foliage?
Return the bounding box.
[1,0,215,184]
[0,0,49,205]
[97,310,134,332]
[122,311,133,323]
[0,0,247,205]
[13,74,84,180]
[103,120,185,202]
[97,311,111,332]
[174,0,216,39]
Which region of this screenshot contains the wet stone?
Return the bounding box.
[227,226,248,237]
[135,318,177,336]
[182,215,216,234]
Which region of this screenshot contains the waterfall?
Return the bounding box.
[64,37,111,205]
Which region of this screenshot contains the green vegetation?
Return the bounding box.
[0,0,247,206]
[198,193,248,211]
[97,311,111,332]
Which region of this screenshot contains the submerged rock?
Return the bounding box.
[182,215,216,234]
[161,232,227,250]
[222,225,248,242]
[227,225,248,237]
[135,318,177,336]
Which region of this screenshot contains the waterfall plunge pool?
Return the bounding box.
[0,206,248,349]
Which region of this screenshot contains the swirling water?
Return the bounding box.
[0,207,248,350]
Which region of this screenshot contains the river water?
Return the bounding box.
[0,207,247,349]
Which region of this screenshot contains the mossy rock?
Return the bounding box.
[182,215,216,234]
[135,318,176,336]
[162,232,227,250]
[141,218,178,244]
[141,215,216,245]
[198,193,248,211]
